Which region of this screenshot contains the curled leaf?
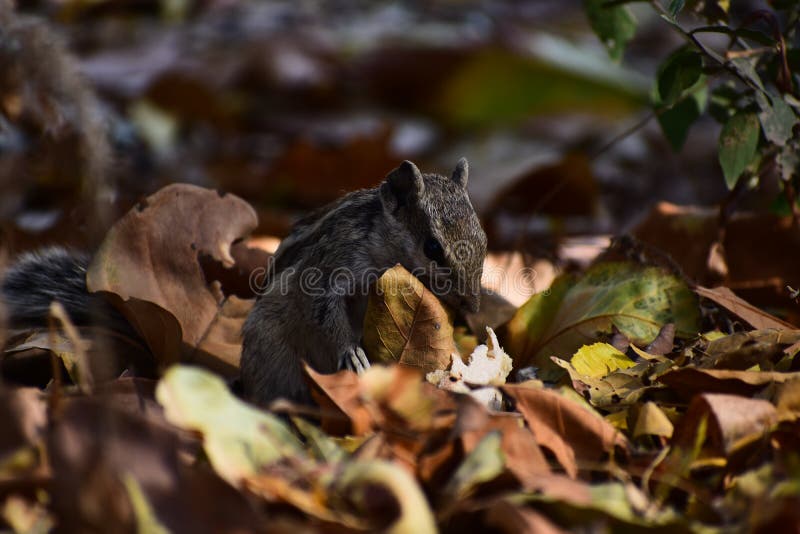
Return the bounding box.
[155,365,303,486]
[87,184,258,375]
[504,383,629,477]
[362,264,457,372]
[334,460,437,534]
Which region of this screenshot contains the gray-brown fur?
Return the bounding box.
[241,159,487,405]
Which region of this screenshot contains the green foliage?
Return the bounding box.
[757,92,796,147]
[584,0,637,62]
[504,261,700,380]
[655,47,709,149]
[438,45,647,127]
[584,0,800,201]
[658,86,708,150]
[657,47,704,106]
[719,111,761,189]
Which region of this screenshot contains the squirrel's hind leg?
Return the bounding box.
[240,296,312,405]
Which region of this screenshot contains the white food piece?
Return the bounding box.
[426,327,512,409]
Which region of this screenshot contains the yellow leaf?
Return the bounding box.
[632,402,674,439]
[572,342,635,378]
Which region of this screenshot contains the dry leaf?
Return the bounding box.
[695,286,795,331]
[658,367,800,398]
[363,264,457,372]
[503,384,630,478]
[86,184,258,375]
[485,500,569,534]
[672,393,777,456]
[451,395,550,490]
[632,402,674,439]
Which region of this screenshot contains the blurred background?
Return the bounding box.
[0,0,737,258]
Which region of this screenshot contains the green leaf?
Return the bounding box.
[668,0,685,17]
[656,48,703,105]
[658,85,708,150]
[443,432,505,502]
[122,474,171,534]
[584,0,637,62]
[155,365,304,486]
[718,111,761,188]
[654,48,707,150]
[729,57,766,94]
[572,342,636,378]
[504,262,700,380]
[708,83,741,123]
[291,416,347,464]
[757,93,798,147]
[437,38,647,128]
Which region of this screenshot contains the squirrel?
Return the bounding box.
[241,159,487,405]
[1,160,487,405]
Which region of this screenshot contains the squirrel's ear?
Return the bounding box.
[451,158,468,188]
[383,160,425,205]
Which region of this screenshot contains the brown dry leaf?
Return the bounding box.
[633,203,800,323]
[482,152,599,249]
[305,364,373,436]
[452,395,550,490]
[658,367,800,398]
[265,123,398,208]
[355,366,458,475]
[2,325,153,390]
[776,379,800,416]
[485,500,569,534]
[90,378,180,433]
[646,323,676,355]
[358,365,448,432]
[503,384,629,478]
[244,467,363,529]
[192,295,254,375]
[706,240,729,279]
[49,398,262,533]
[695,286,795,331]
[0,387,46,461]
[363,264,458,373]
[86,184,258,376]
[703,329,800,370]
[672,394,777,456]
[198,240,272,299]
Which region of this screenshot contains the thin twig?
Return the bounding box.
[590,110,656,161]
[649,0,768,96]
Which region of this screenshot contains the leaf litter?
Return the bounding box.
[3,185,800,532]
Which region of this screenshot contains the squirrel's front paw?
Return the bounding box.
[338,346,370,374]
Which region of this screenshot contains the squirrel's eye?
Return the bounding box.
[423,237,445,263]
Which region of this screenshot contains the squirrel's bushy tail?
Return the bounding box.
[1,247,128,332]
[2,248,154,380]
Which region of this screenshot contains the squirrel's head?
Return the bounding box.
[380,159,487,314]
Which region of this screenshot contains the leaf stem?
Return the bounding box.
[649,0,766,96]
